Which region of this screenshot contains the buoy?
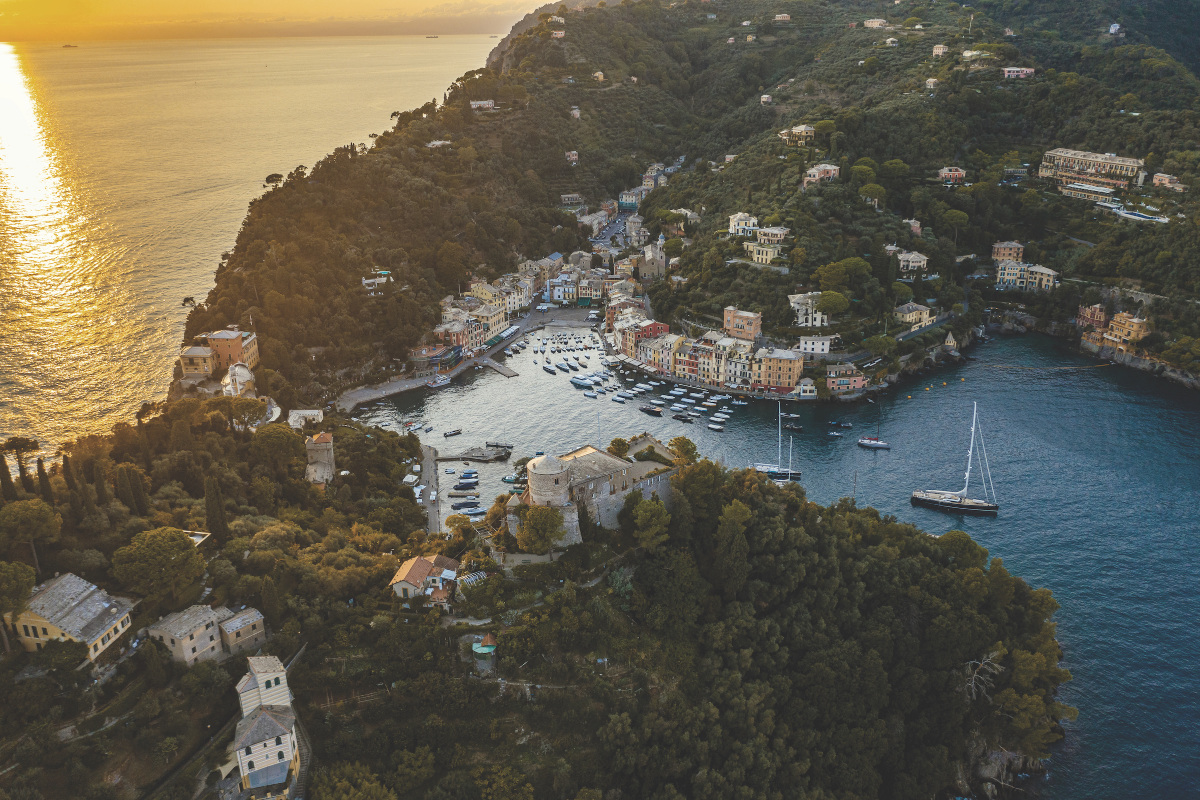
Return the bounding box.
[925,387,930,391]
[942,382,947,386]
[961,377,965,381]
[907,395,912,399]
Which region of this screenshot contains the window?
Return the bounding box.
[22,625,29,637]
[274,677,281,686]
[245,747,252,755]
[189,633,194,640]
[41,627,48,636]
[278,752,285,761]
[275,736,282,745]
[247,761,255,770]
[252,624,257,631]
[236,631,241,639]
[170,638,175,646]
[191,646,197,654]
[210,635,215,642]
[31,627,39,639]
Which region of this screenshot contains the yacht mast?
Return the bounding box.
[960,402,977,497]
[777,400,782,467]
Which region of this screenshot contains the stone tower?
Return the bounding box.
[526,454,570,506]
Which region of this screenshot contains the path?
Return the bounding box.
[421,445,439,533]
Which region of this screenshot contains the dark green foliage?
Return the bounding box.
[0,457,16,502]
[35,459,52,504]
[204,475,229,540]
[91,461,109,506]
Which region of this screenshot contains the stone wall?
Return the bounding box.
[1080,340,1200,390]
[586,469,674,529]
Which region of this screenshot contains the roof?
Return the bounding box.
[307,432,333,445]
[220,607,264,635]
[527,453,569,475]
[895,302,930,314]
[994,240,1022,248]
[755,347,800,361]
[180,346,213,357]
[390,557,433,588]
[234,705,296,750]
[247,655,285,676]
[148,605,233,638]
[26,573,135,644]
[558,445,660,486]
[1044,148,1144,168]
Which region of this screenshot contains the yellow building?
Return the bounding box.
[469,303,506,340]
[178,345,215,377]
[893,302,932,328]
[4,574,135,661]
[1102,312,1149,353]
[467,282,503,305]
[751,347,804,391]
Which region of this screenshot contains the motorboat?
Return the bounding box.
[857,436,890,449]
[543,365,557,374]
[672,413,693,423]
[708,423,725,431]
[584,391,598,398]
[444,429,462,437]
[612,396,626,403]
[639,405,663,416]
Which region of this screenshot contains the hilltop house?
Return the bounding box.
[939,166,966,184]
[3,573,134,662]
[304,432,334,484]
[234,656,303,795]
[894,302,932,329]
[389,555,461,609]
[992,241,1024,262]
[1003,67,1035,79]
[200,327,260,371]
[147,605,267,664]
[788,292,829,327]
[803,163,840,188]
[723,306,762,341]
[933,44,949,56]
[728,212,759,236]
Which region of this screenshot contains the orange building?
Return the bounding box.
[723,306,762,341]
[202,328,260,371]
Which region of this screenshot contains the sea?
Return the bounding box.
[0,35,496,449]
[2,34,1199,800]
[355,331,1200,799]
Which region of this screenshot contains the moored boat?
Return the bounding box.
[425,375,451,388]
[911,402,999,516]
[857,436,890,449]
[444,428,462,437]
[639,405,663,416]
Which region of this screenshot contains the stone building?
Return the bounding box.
[4,573,134,662]
[506,436,677,544]
[304,432,334,484]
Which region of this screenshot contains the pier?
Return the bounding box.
[480,357,518,378]
[435,445,514,463]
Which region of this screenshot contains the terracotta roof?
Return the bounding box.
[310,432,333,444]
[429,588,450,602]
[428,554,461,573]
[390,557,433,588]
[481,633,497,647]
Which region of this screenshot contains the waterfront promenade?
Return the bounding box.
[335,307,595,411]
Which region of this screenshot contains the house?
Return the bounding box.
[201,327,260,370]
[593,71,605,82]
[746,35,756,42]
[234,657,300,794]
[1100,312,1149,353]
[885,37,898,46]
[760,94,772,105]
[788,292,829,327]
[864,18,887,28]
[468,99,494,110]
[756,226,789,243]
[944,331,958,351]
[287,409,323,430]
[566,150,578,165]
[728,212,759,236]
[549,14,565,23]
[304,432,334,484]
[560,192,585,208]
[723,306,762,341]
[1076,303,1110,332]
[1003,67,1035,78]
[221,607,268,656]
[751,348,804,392]
[3,573,134,662]
[221,362,255,398]
[992,241,1024,262]
[826,363,867,394]
[896,250,929,274]
[618,186,649,211]
[961,50,991,60]
[903,218,922,235]
[778,124,816,146]
[797,377,818,398]
[893,302,932,329]
[926,78,939,89]
[803,163,839,188]
[774,13,790,22]
[939,166,966,184]
[933,44,949,57]
[551,30,565,38]
[506,437,677,541]
[147,605,232,665]
[570,106,580,119]
[743,241,783,265]
[796,336,835,355]
[389,554,461,602]
[178,345,215,377]
[994,260,1059,291]
[725,154,737,163]
[1153,173,1186,191]
[1038,148,1144,190]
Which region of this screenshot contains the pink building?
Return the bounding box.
[803,163,840,188]
[939,166,966,184]
[1003,67,1035,79]
[826,363,867,394]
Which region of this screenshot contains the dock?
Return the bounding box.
[435,445,513,463]
[480,357,518,378]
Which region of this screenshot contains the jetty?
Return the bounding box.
[480,357,518,378]
[435,445,513,463]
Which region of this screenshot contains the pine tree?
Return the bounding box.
[93,460,110,505]
[61,453,77,492]
[204,475,229,539]
[259,575,282,623]
[36,458,53,503]
[169,419,193,452]
[0,457,16,502]
[115,466,136,510]
[130,470,151,516]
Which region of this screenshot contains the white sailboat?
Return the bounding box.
[752,401,801,481]
[911,402,999,515]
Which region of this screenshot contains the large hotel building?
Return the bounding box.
[1038,148,1144,190]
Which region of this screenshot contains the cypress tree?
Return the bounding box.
[62,453,77,491]
[169,419,193,452]
[204,475,229,539]
[115,466,136,510]
[16,458,34,494]
[36,458,53,503]
[93,460,110,505]
[130,470,151,516]
[0,457,16,501]
[259,575,282,623]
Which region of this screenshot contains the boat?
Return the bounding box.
[556,362,571,372]
[464,508,487,517]
[543,365,557,374]
[452,482,478,490]
[502,475,521,483]
[858,436,890,449]
[584,391,598,398]
[425,425,433,433]
[687,409,703,417]
[828,431,843,437]
[504,348,514,356]
[451,501,480,510]
[650,399,666,406]
[570,375,593,387]
[461,470,478,477]
[708,423,725,431]
[425,375,451,388]
[839,422,854,429]
[751,402,802,480]
[568,362,580,371]
[639,405,663,416]
[611,396,626,403]
[781,413,802,419]
[911,402,999,516]
[732,399,748,406]
[711,413,729,421]
[443,429,462,437]
[672,413,693,423]
[783,423,804,432]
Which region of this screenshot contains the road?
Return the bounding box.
[591,212,630,249]
[420,444,440,533]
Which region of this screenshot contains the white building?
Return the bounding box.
[469,100,495,110]
[234,656,299,794]
[788,292,829,327]
[728,212,759,236]
[796,336,835,355]
[896,250,929,274]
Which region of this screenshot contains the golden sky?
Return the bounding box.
[0,0,533,39]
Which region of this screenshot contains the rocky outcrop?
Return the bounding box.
[1081,341,1200,390]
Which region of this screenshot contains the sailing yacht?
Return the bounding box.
[752,401,801,481]
[911,402,999,516]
